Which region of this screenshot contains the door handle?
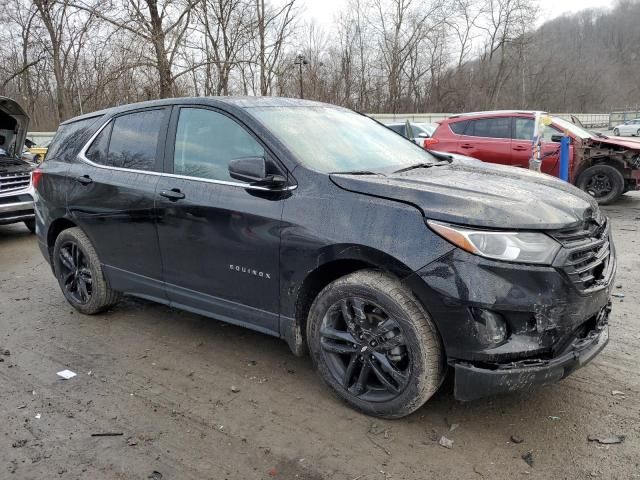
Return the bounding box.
[460,143,473,149]
[512,146,529,151]
[75,175,93,185]
[160,188,185,201]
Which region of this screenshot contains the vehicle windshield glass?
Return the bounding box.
[249,106,435,173]
[552,117,592,139]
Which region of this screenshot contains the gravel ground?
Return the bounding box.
[1,193,639,480]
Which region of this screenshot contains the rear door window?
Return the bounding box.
[84,109,167,171]
[465,118,511,138]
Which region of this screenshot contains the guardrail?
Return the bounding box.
[368,112,610,129]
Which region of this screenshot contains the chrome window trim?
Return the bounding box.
[77,117,297,192]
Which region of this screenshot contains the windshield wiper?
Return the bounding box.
[330,170,384,176]
[392,162,448,174]
[593,131,609,139]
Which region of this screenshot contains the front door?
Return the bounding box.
[155,106,287,334]
[511,117,567,175]
[66,107,170,298]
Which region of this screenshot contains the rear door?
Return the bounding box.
[455,117,512,165]
[155,106,288,334]
[67,107,170,299]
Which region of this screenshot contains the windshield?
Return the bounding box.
[250,106,435,173]
[552,117,592,139]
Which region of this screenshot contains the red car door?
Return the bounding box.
[456,117,513,166]
[511,117,566,175]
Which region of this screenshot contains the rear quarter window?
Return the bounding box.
[46,115,104,162]
[449,120,468,135]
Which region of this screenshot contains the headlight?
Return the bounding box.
[428,220,561,265]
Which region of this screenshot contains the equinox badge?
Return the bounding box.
[229,264,272,280]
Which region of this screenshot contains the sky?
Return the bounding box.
[301,0,616,30]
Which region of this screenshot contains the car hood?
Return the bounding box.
[585,136,640,150]
[0,97,30,159]
[0,156,35,174]
[330,161,599,230]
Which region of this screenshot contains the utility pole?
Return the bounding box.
[294,54,309,99]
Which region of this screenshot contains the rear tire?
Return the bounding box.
[306,269,444,418]
[53,227,120,314]
[636,128,640,137]
[24,219,35,233]
[576,164,625,205]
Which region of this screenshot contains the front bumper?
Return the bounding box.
[0,190,34,225]
[453,305,610,401]
[403,234,615,401]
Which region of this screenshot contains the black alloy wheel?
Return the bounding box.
[319,297,410,402]
[58,241,93,304]
[307,270,444,418]
[53,227,120,314]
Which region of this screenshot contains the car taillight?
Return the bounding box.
[423,138,439,149]
[31,169,43,189]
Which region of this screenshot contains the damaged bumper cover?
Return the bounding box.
[453,306,610,401]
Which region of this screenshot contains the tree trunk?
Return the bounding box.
[146,0,173,98]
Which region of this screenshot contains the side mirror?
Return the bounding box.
[418,132,429,138]
[550,134,564,143]
[228,156,287,188]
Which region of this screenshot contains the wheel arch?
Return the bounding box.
[573,155,630,190]
[283,244,414,356]
[47,217,78,259]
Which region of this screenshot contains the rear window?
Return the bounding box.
[46,116,104,162]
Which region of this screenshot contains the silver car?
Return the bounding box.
[612,118,640,137]
[385,122,437,145]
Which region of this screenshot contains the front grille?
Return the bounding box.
[551,218,612,292]
[0,172,31,194]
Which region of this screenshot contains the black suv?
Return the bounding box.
[34,97,614,418]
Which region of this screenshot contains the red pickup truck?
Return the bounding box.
[428,110,640,204]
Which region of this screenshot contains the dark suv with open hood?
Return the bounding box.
[34,97,614,418]
[0,97,35,232]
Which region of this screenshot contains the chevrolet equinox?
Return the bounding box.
[34,97,614,418]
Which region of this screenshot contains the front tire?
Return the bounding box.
[306,270,444,418]
[53,227,120,314]
[613,128,620,136]
[636,128,640,137]
[576,164,625,205]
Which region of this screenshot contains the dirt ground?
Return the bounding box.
[1,194,639,480]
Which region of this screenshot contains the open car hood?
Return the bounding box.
[0,96,30,158]
[330,160,599,230]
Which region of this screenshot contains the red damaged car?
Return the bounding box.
[428,110,640,204]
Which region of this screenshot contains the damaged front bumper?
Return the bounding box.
[453,305,610,401]
[403,224,615,401]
